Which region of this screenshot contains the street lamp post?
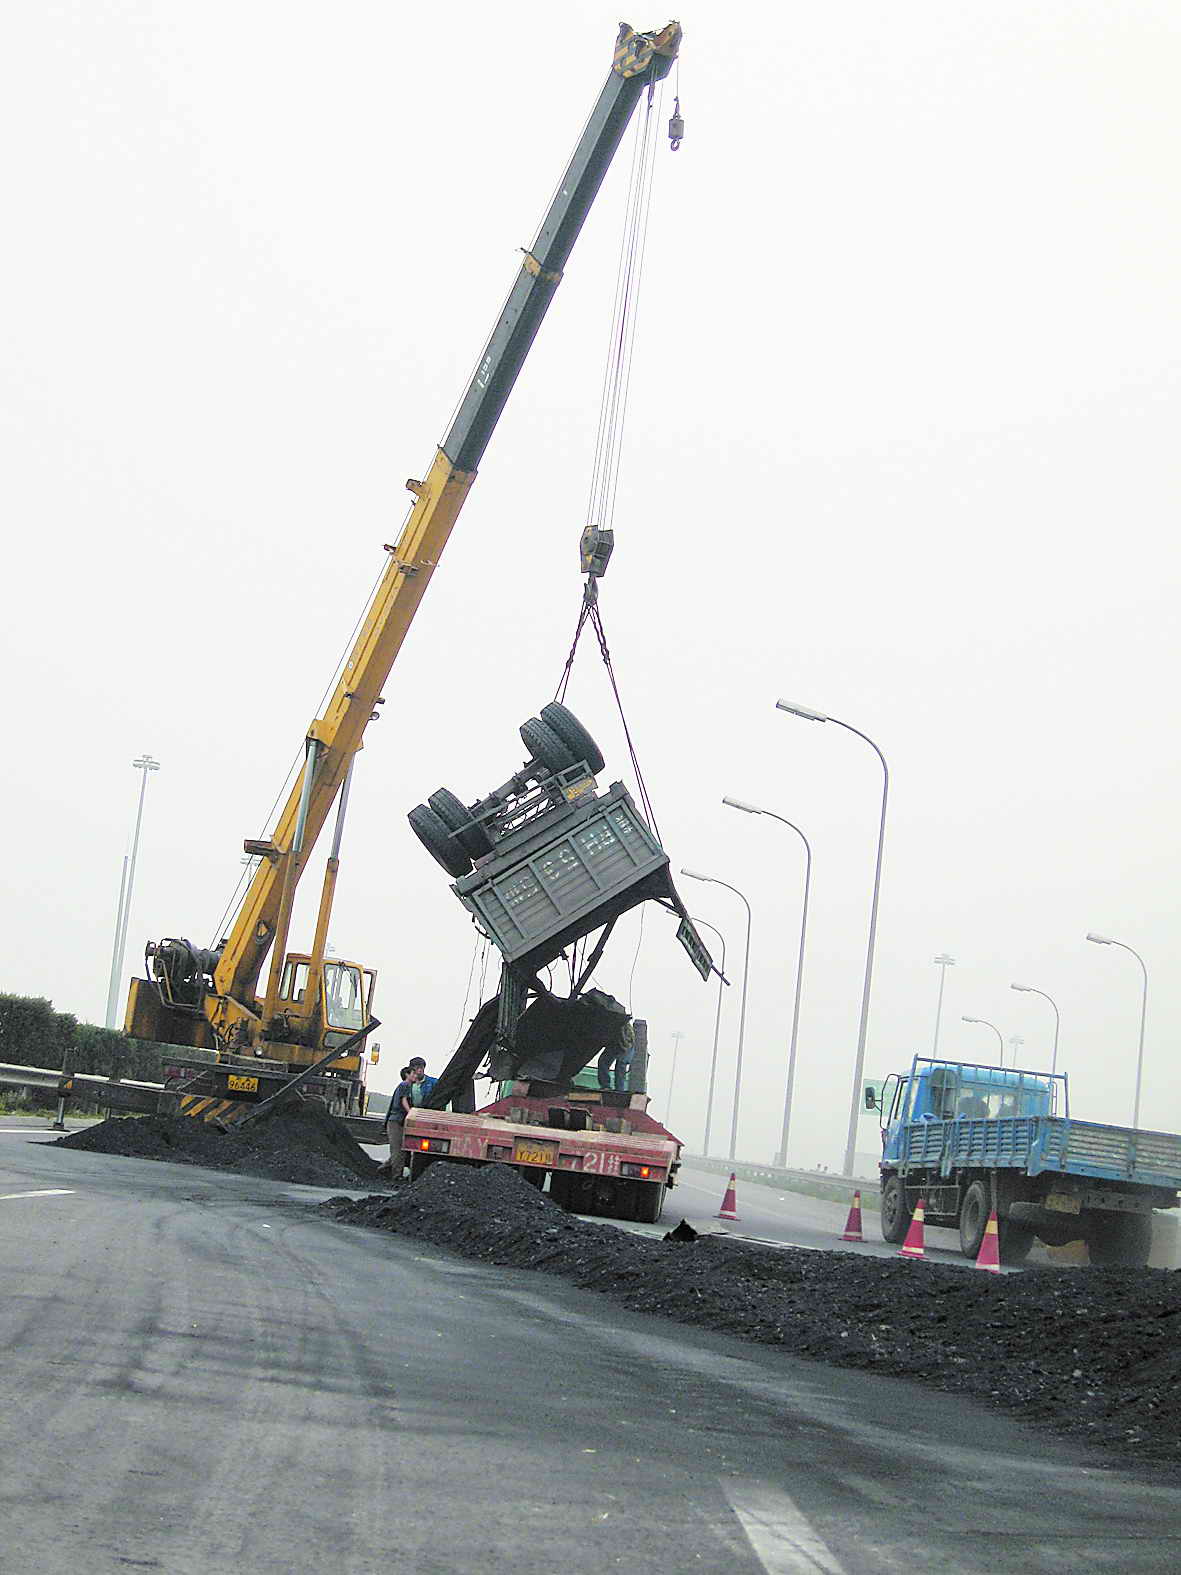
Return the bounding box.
[1086,932,1149,1129]
[932,954,956,1056]
[722,795,812,1169]
[1007,1035,1024,1070]
[680,868,752,1162]
[666,1030,685,1123]
[104,753,161,1029]
[961,1015,1004,1059]
[1010,982,1061,1077]
[776,699,888,1177]
[688,915,727,1157]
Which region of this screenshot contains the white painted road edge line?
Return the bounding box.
[0,1189,76,1201]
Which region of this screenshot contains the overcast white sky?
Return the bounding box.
[3,3,1179,1167]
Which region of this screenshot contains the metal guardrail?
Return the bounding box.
[681,1153,881,1203]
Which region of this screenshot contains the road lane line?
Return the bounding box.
[724,1481,846,1574]
[0,1189,76,1201]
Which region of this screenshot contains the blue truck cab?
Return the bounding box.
[872,1056,1181,1267]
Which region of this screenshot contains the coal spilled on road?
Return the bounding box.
[57,1101,388,1191]
[324,1160,1181,1466]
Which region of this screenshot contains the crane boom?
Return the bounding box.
[128,21,681,1078]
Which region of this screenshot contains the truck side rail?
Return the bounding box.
[896,1114,1181,1190]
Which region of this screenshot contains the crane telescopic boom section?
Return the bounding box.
[130,21,681,1069]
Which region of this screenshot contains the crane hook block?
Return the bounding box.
[580,525,614,579]
[668,97,684,152]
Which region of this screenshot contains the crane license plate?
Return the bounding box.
[227,1075,259,1094]
[513,1140,558,1166]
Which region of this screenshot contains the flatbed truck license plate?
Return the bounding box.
[1045,1192,1081,1214]
[226,1074,259,1093]
[513,1140,557,1166]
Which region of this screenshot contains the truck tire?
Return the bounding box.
[520,716,577,775]
[539,702,605,775]
[1086,1211,1152,1268]
[999,1220,1035,1265]
[880,1174,912,1244]
[408,802,473,879]
[428,787,493,859]
[958,1180,990,1259]
[632,1180,667,1224]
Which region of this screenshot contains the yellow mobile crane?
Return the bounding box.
[124,22,682,1118]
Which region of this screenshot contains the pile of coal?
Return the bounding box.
[323,1160,1181,1465]
[58,1099,385,1191]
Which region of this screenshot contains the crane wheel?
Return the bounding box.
[407,803,473,879]
[539,702,605,775]
[519,716,577,776]
[428,787,493,859]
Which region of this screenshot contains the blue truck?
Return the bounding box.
[870,1057,1181,1267]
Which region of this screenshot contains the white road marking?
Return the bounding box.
[0,1189,76,1201]
[724,1481,846,1574]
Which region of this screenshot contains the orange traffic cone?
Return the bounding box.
[840,1190,864,1242]
[898,1196,926,1260]
[717,1173,740,1221]
[975,1209,1002,1274]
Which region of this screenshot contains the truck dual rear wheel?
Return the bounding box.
[880,1175,912,1244]
[427,787,494,860]
[539,702,605,775]
[408,802,473,879]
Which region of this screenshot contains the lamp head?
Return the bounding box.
[1011,983,1031,993]
[933,953,956,967]
[680,867,710,883]
[775,699,828,723]
[1086,932,1113,945]
[961,1015,980,1025]
[722,795,762,815]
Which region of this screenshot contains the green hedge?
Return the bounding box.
[0,993,164,1082]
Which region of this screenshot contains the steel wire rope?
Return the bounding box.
[207,556,390,947]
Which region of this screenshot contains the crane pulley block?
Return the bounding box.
[579,525,614,579]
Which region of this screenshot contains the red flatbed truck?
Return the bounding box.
[403,1086,680,1224]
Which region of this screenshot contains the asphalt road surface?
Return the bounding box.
[4,1116,1180,1574]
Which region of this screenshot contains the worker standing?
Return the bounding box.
[384,1066,421,1176]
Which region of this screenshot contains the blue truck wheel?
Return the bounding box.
[880,1175,911,1244]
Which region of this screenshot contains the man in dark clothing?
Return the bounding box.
[384,1067,421,1175]
[407,1055,438,1106]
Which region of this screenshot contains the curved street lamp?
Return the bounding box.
[681,868,752,1162]
[722,795,812,1168]
[776,699,888,1177]
[1086,932,1149,1129]
[688,914,727,1158]
[1010,983,1061,1076]
[962,1014,1004,1059]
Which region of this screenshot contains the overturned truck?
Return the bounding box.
[405,702,717,1223]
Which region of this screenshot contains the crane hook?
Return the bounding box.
[668,96,684,152]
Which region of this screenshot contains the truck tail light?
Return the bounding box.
[416,1137,451,1153]
[621,1162,656,1180]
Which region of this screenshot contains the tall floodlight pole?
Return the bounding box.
[1086,932,1149,1129]
[104,753,161,1029]
[962,1015,1004,1059]
[776,700,888,1178]
[931,953,956,1055]
[689,915,727,1157]
[1007,1035,1024,1069]
[665,1030,685,1122]
[1010,982,1061,1076]
[722,796,812,1169]
[681,868,752,1162]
